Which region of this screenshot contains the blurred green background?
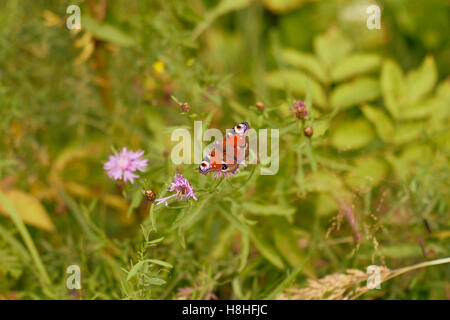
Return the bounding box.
[0,0,449,299]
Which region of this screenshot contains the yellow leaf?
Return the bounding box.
[74,32,93,48]
[0,189,55,232]
[74,40,94,65]
[42,10,63,27]
[263,0,307,13]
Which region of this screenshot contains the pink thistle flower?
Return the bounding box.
[290,100,308,119]
[104,147,148,184]
[154,174,198,206]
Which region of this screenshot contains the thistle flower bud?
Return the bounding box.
[304,125,313,138]
[256,101,265,111]
[145,189,156,202]
[181,102,190,113]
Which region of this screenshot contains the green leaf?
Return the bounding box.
[331,118,375,150]
[145,276,167,286]
[0,247,23,278]
[242,202,296,216]
[436,80,450,104]
[392,121,424,145]
[239,232,250,272]
[229,101,259,125]
[264,252,311,299]
[380,59,405,119]
[345,157,388,191]
[249,230,285,269]
[315,193,339,217]
[281,48,328,83]
[0,225,30,263]
[126,190,143,217]
[313,28,353,67]
[400,96,440,120]
[385,154,409,180]
[172,194,211,231]
[311,119,330,138]
[430,80,450,124]
[210,225,235,260]
[82,15,135,47]
[405,55,437,105]
[146,259,173,269]
[399,144,433,166]
[273,227,306,268]
[127,260,145,281]
[265,70,327,108]
[388,144,437,180]
[305,171,343,192]
[330,77,380,111]
[148,237,165,245]
[127,259,172,281]
[192,0,254,39]
[0,192,51,286]
[330,53,381,82]
[361,104,394,142]
[219,204,250,234]
[295,145,305,193]
[202,109,217,132]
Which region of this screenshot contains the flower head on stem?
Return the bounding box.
[154,174,198,206]
[104,147,148,184]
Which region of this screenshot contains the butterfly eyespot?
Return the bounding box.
[221,164,228,171]
[234,123,247,134]
[199,161,210,172]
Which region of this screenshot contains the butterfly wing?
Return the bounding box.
[198,142,224,175]
[223,130,248,164]
[199,122,250,177]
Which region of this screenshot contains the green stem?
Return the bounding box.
[0,191,51,287]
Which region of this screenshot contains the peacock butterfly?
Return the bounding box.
[199,122,250,178]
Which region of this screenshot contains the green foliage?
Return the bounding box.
[0,0,448,300]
